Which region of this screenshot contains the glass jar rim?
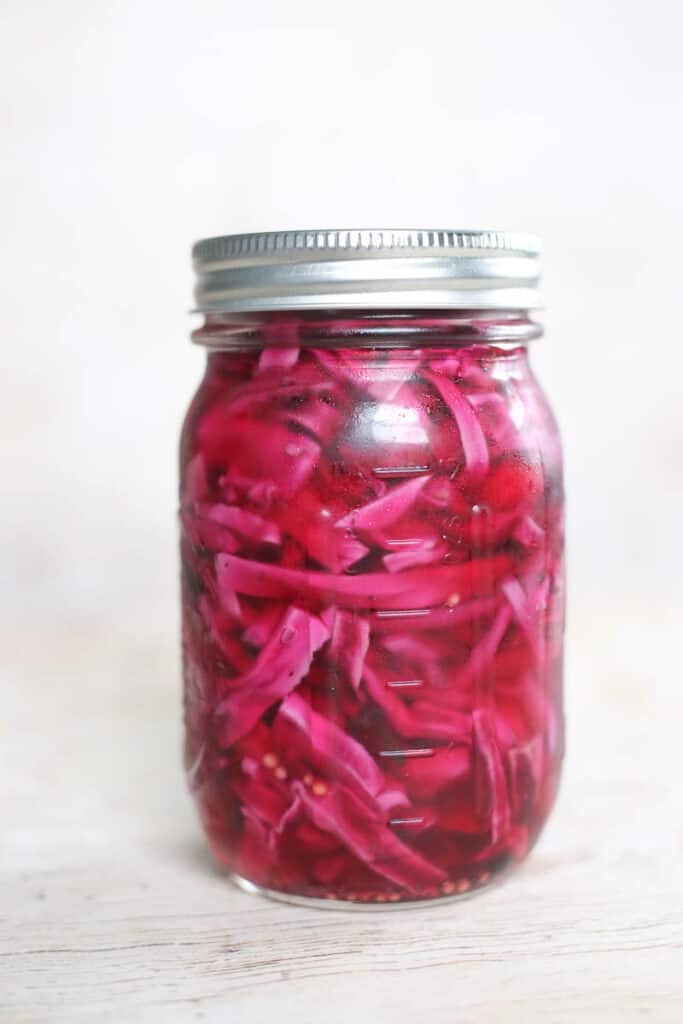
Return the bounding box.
[191,309,543,350]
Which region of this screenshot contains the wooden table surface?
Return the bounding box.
[2,597,682,1023]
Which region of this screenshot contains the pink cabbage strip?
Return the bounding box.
[231,775,291,830]
[279,492,369,573]
[241,603,285,648]
[383,536,449,573]
[473,708,511,844]
[216,552,513,611]
[397,747,471,801]
[426,603,513,707]
[217,367,337,418]
[277,396,342,445]
[292,781,446,893]
[507,736,544,820]
[214,606,329,746]
[423,369,489,482]
[276,693,406,813]
[335,474,430,532]
[181,509,240,554]
[257,346,300,373]
[513,515,545,548]
[328,609,370,689]
[199,504,281,545]
[208,419,322,499]
[502,575,550,662]
[363,660,472,742]
[312,348,414,402]
[380,631,450,664]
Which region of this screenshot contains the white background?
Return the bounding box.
[2,0,682,630]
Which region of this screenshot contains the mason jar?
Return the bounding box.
[180,229,565,907]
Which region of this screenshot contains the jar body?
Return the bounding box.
[180,312,564,905]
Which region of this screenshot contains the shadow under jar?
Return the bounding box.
[180,230,565,908]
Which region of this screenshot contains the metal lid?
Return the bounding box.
[192,229,542,313]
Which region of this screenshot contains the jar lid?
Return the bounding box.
[192,229,541,313]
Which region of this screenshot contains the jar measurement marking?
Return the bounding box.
[374,608,431,620]
[372,465,431,477]
[378,748,435,759]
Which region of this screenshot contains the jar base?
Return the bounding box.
[228,871,490,912]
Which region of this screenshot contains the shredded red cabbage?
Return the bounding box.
[181,329,564,903]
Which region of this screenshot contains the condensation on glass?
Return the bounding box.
[180,231,565,908]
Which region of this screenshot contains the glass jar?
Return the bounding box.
[180,230,564,907]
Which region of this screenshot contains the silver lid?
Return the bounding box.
[192,229,542,313]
